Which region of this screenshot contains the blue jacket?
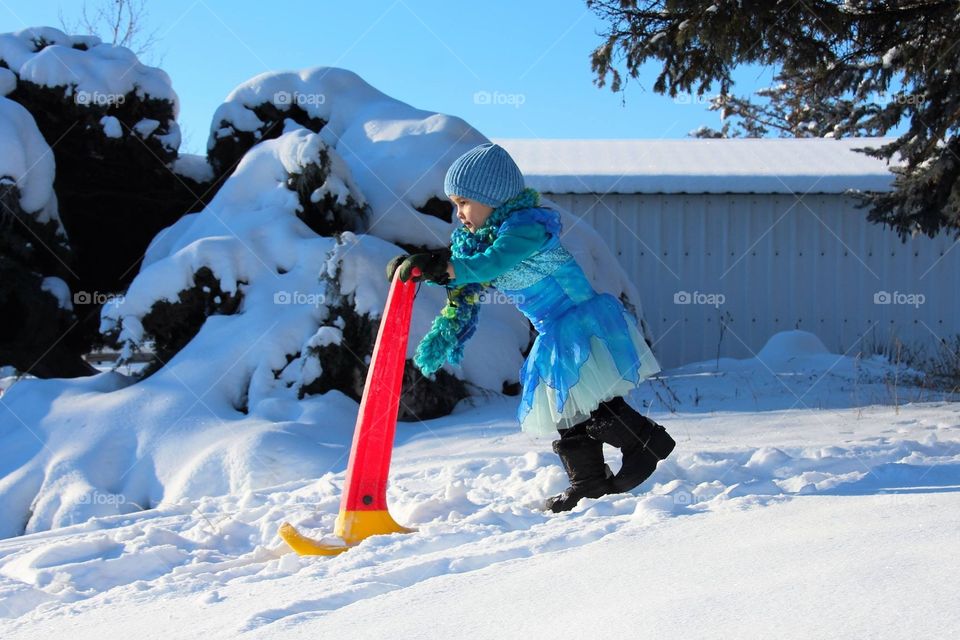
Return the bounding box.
[426,217,550,287]
[447,223,548,286]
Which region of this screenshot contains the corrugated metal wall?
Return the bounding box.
[546,192,959,370]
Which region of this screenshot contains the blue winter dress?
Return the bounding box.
[447,207,661,436]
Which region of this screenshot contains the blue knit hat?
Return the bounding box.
[443,143,525,208]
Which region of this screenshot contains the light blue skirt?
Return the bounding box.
[517,293,661,436]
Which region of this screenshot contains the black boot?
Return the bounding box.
[544,431,614,513]
[585,397,676,494]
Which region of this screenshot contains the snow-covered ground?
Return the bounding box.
[1,334,957,639]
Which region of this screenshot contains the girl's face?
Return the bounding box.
[450,195,493,233]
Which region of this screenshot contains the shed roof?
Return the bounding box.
[491,137,899,195]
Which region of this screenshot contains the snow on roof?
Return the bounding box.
[492,137,899,195]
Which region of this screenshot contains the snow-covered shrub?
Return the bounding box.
[208,95,327,179]
[284,140,367,236]
[0,27,214,376]
[207,72,454,232]
[102,125,370,379]
[0,97,91,377]
[134,266,244,377]
[205,68,484,245]
[103,120,468,418]
[292,234,467,419]
[0,26,179,160]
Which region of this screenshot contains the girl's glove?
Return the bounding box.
[385,254,409,282]
[398,249,451,284]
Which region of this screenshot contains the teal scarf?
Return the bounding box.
[413,188,541,376]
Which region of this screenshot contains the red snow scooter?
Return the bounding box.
[278,267,422,555]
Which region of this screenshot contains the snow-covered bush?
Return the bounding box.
[134,266,244,376]
[283,138,368,237]
[0,27,214,376]
[0,97,87,376]
[0,26,179,160]
[206,67,483,247]
[208,90,326,180]
[294,233,468,420]
[102,122,468,417]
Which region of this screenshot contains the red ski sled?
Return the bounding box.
[279,267,421,555]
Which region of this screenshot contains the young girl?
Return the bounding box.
[388,142,674,512]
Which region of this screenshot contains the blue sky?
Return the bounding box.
[3,0,778,154]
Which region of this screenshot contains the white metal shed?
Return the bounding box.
[495,138,958,371]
